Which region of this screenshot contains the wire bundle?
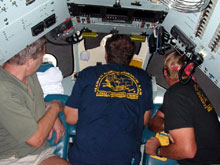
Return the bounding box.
[160,0,210,13]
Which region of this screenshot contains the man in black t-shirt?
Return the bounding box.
[145,51,220,164]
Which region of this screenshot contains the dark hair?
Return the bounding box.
[7,37,46,65]
[105,34,135,65]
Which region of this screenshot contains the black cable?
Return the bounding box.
[45,34,71,46]
[178,62,192,85]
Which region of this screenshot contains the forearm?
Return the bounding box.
[158,140,196,160]
[159,143,188,160]
[148,110,165,132]
[26,102,61,147]
[148,116,164,132]
[146,127,197,160]
[37,105,60,143]
[64,106,78,125]
[144,110,152,126]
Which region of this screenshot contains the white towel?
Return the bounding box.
[37,67,64,97]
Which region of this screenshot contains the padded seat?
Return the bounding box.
[45,94,76,160]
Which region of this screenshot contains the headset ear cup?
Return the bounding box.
[184,63,194,76]
[184,63,197,82]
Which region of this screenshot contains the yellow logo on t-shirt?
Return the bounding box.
[94,70,142,99]
[194,84,214,112]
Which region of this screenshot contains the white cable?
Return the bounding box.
[160,0,210,13]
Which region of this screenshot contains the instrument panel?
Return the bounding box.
[67,0,168,35]
[162,0,220,88]
[0,0,70,64]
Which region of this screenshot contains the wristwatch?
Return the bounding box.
[155,146,161,157]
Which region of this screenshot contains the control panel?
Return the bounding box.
[162,0,220,89]
[0,0,70,64]
[67,0,168,35]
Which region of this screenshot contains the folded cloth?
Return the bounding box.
[37,67,64,97]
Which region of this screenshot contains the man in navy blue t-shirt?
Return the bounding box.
[64,34,153,165]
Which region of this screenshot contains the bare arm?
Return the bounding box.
[26,101,63,148]
[148,110,164,132]
[144,110,152,126]
[160,128,197,159]
[47,117,65,144]
[145,127,197,160]
[64,106,78,125]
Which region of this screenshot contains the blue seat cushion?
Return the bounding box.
[37,63,54,72]
[45,94,76,160]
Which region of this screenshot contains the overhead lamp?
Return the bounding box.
[150,0,161,4]
[160,0,210,13]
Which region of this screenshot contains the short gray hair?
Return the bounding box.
[7,37,46,65]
